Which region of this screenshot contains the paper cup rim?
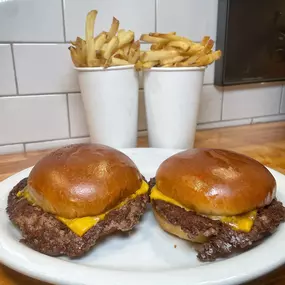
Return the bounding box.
[74,65,135,72]
[144,66,206,72]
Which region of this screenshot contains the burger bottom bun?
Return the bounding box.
[153,209,207,243]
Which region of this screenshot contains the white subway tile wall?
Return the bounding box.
[223,84,282,120]
[0,0,64,42]
[198,86,223,123]
[281,87,285,113]
[0,0,284,154]
[26,137,90,152]
[68,93,89,137]
[156,0,218,41]
[64,0,155,41]
[0,95,69,145]
[0,45,17,95]
[13,44,79,94]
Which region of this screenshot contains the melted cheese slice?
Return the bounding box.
[150,186,256,232]
[17,180,149,237]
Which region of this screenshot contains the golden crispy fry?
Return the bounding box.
[203,39,214,54]
[86,38,96,66]
[201,36,210,46]
[69,47,82,67]
[85,10,97,41]
[94,32,107,50]
[70,37,85,49]
[122,43,131,57]
[118,30,134,48]
[88,58,102,67]
[162,63,174,67]
[195,50,222,66]
[150,42,167,51]
[113,49,128,60]
[166,40,190,51]
[142,61,159,68]
[103,36,119,59]
[134,60,143,71]
[149,33,192,43]
[175,55,199,67]
[110,57,130,66]
[77,40,87,65]
[128,40,140,63]
[141,50,180,62]
[140,34,169,44]
[160,55,186,65]
[107,17,119,42]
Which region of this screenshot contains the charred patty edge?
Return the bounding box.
[7,178,149,257]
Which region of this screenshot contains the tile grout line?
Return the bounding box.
[0,136,90,148]
[0,91,80,98]
[66,94,72,137]
[61,0,67,42]
[10,44,19,95]
[279,85,284,114]
[220,87,224,120]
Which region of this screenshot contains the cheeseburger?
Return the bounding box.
[7,143,149,257]
[150,148,285,261]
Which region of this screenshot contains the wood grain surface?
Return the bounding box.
[0,121,285,285]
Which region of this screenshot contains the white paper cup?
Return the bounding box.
[75,65,139,148]
[144,67,205,149]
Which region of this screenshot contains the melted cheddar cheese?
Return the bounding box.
[150,186,256,233]
[17,180,149,236]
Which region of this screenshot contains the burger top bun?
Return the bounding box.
[155,148,276,216]
[27,143,142,219]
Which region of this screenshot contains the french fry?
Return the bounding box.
[141,50,180,62]
[166,40,190,51]
[149,33,192,43]
[162,63,174,67]
[142,61,159,68]
[195,50,222,66]
[103,36,119,59]
[88,58,102,67]
[113,49,128,60]
[134,60,143,71]
[175,55,199,67]
[85,10,97,41]
[160,55,186,65]
[140,34,169,44]
[110,57,129,66]
[122,43,131,57]
[69,47,82,67]
[203,39,214,54]
[107,17,119,42]
[86,38,96,66]
[150,42,167,51]
[128,40,140,63]
[70,37,85,49]
[118,30,135,48]
[201,36,210,46]
[94,32,107,50]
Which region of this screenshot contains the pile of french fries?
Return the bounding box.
[136,33,222,70]
[69,10,140,68]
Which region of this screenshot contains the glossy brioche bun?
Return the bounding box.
[27,143,143,219]
[155,148,276,216]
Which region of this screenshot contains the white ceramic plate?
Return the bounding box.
[0,148,285,285]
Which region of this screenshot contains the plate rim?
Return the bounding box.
[0,148,285,285]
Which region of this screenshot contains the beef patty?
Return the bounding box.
[7,178,149,257]
[152,199,285,262]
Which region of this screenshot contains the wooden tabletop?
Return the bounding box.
[0,121,285,285]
